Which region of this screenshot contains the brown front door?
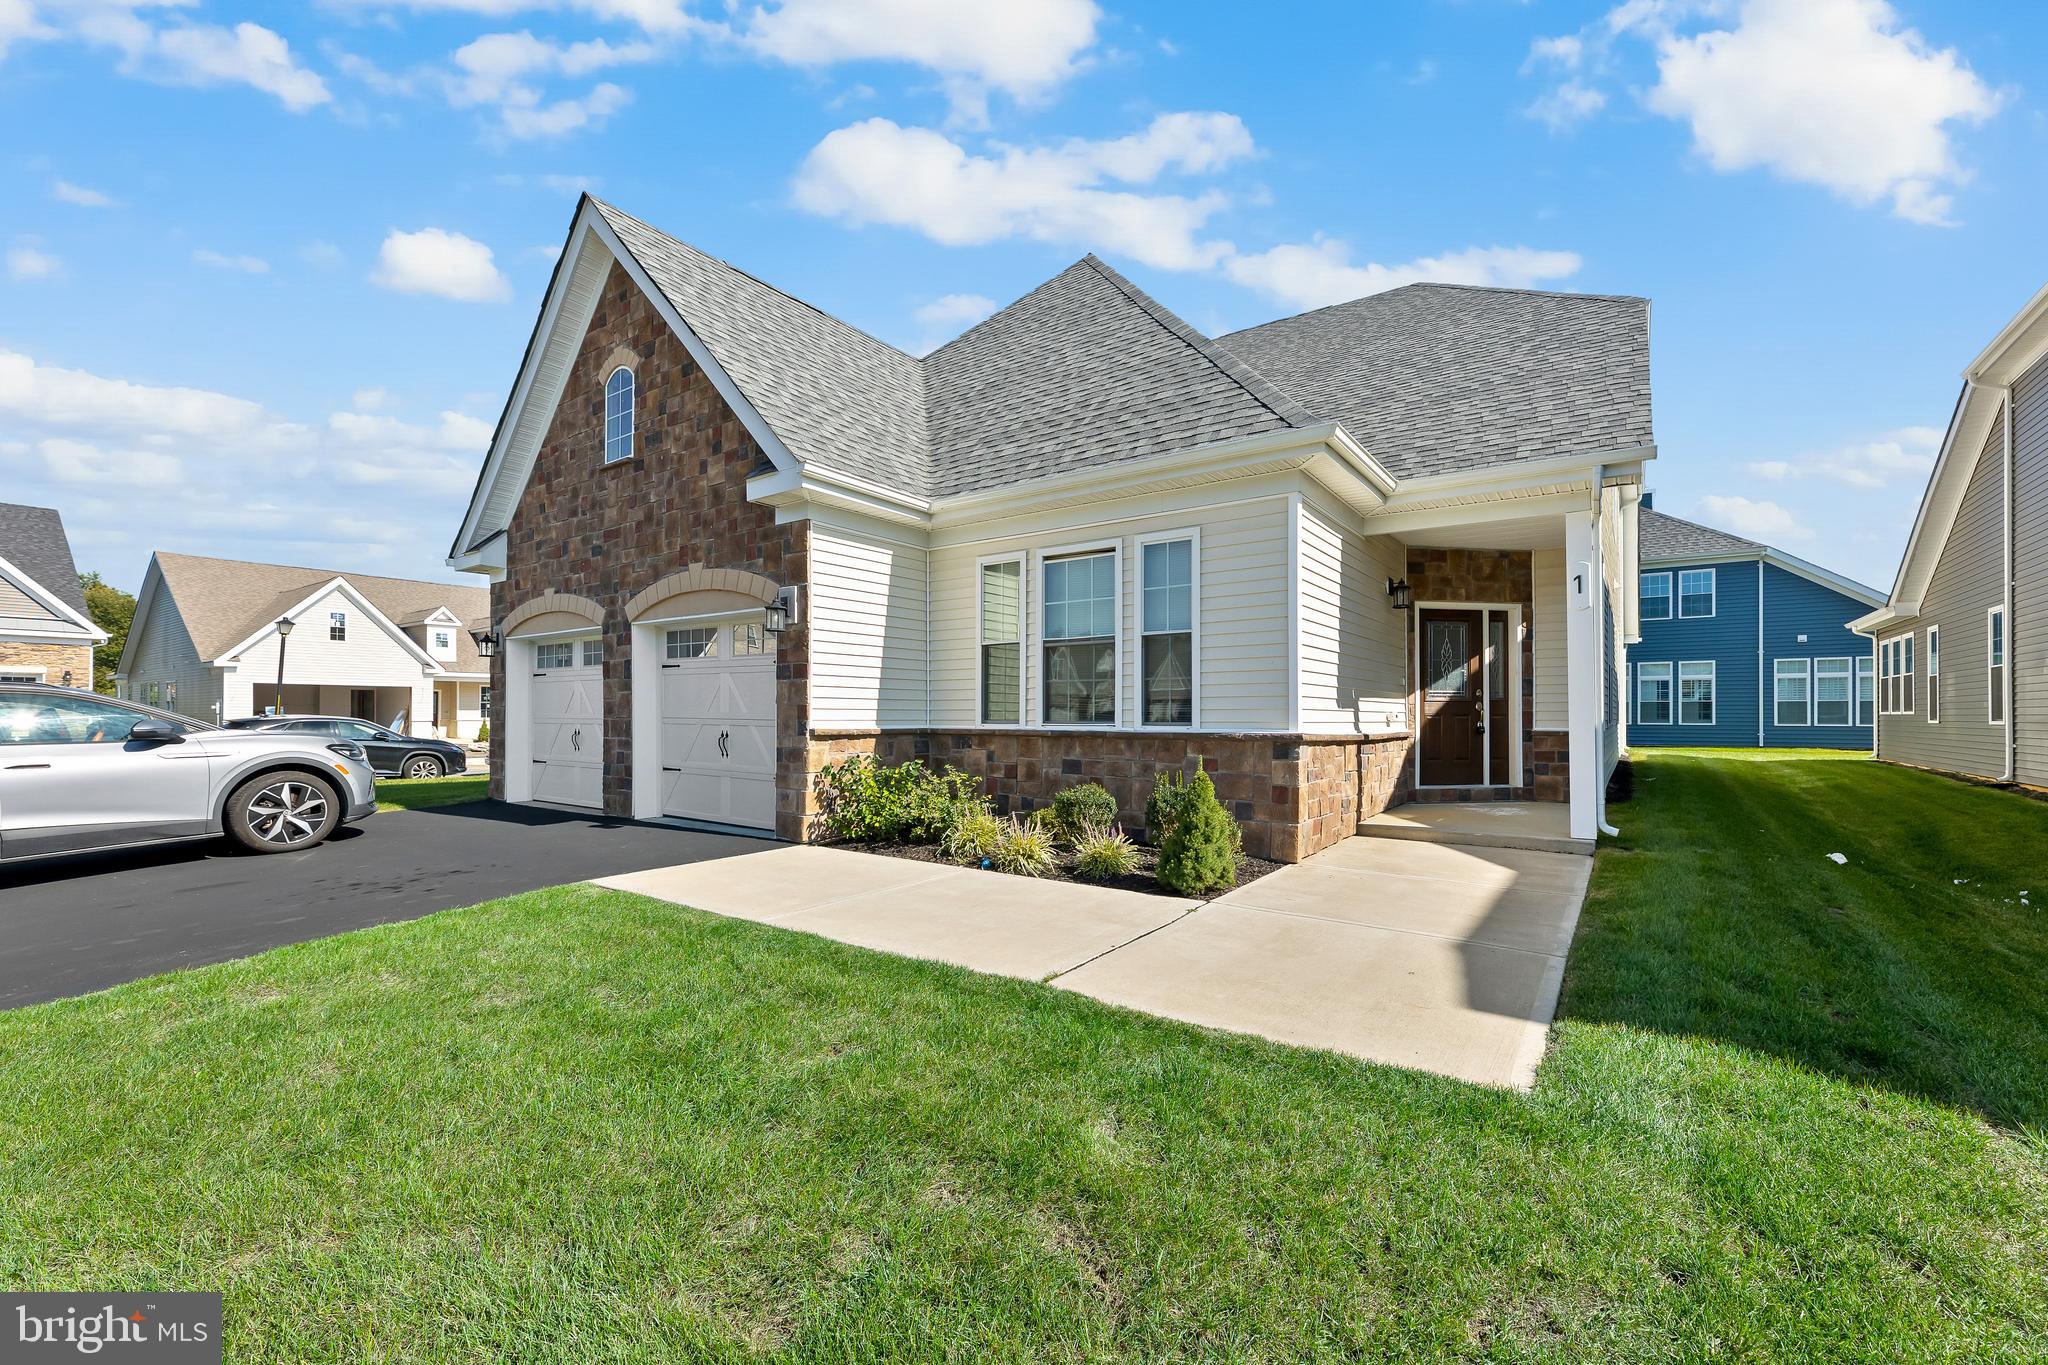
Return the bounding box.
[1420,609,1484,786]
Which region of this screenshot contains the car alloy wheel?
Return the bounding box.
[245,780,330,846]
[405,757,444,779]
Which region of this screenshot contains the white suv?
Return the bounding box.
[0,684,378,863]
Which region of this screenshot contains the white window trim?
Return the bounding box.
[1639,571,1672,621]
[1035,539,1121,730]
[1636,660,1672,725]
[1677,567,1717,619]
[1134,526,1201,730]
[1925,625,1940,724]
[975,551,1026,729]
[0,666,47,682]
[1813,656,1853,727]
[1988,605,2007,727]
[1856,654,1875,727]
[603,364,636,465]
[1773,657,1812,728]
[1902,633,1914,716]
[1678,659,1716,726]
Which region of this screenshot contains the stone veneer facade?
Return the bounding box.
[0,641,93,687]
[1402,547,1570,803]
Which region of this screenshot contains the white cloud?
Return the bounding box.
[193,248,270,274]
[444,30,651,138]
[735,0,1100,123]
[52,179,118,207]
[148,21,332,111]
[35,437,184,488]
[0,348,301,446]
[370,227,511,302]
[914,293,997,330]
[300,240,346,269]
[6,243,60,281]
[1697,493,1813,541]
[1224,238,1583,310]
[498,80,630,137]
[1525,80,1606,131]
[0,0,52,60]
[1745,458,1795,480]
[352,386,394,412]
[792,113,1253,272]
[1748,425,1942,489]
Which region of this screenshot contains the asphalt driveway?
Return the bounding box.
[0,801,764,1009]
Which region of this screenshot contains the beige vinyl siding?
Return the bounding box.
[1601,484,1624,782]
[808,521,930,729]
[2014,352,2048,784]
[1297,499,1407,732]
[1532,548,1568,731]
[0,566,61,624]
[123,583,221,723]
[928,493,1291,730]
[228,586,430,687]
[1881,412,2007,778]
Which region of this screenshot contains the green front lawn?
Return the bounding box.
[375,772,489,812]
[1,751,2043,1360]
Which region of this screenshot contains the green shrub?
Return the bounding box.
[1155,770,1239,895]
[1050,782,1119,841]
[990,816,1057,878]
[814,755,982,843]
[1146,766,1242,854]
[1071,823,1138,881]
[940,803,1003,864]
[473,721,490,744]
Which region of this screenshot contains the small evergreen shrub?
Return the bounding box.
[1071,823,1139,881]
[1050,782,1119,841]
[1146,766,1241,854]
[814,755,982,843]
[940,803,1003,864]
[990,816,1057,878]
[473,721,490,744]
[1155,770,1239,895]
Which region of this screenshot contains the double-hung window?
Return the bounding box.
[1678,660,1715,725]
[1774,658,1811,727]
[1902,635,1914,714]
[1139,536,1194,726]
[1926,625,1940,722]
[1678,568,1716,618]
[1636,662,1672,724]
[1856,656,1874,727]
[1042,550,1116,726]
[977,558,1023,725]
[1640,572,1672,621]
[1814,657,1852,726]
[330,611,347,642]
[1989,606,2007,724]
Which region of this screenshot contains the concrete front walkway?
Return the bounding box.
[599,835,1590,1090]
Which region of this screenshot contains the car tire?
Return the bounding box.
[224,770,342,854]
[402,754,445,780]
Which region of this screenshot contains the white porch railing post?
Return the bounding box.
[1564,508,1601,841]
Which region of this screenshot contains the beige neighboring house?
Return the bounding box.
[0,502,107,688]
[1852,282,2048,787]
[116,552,492,740]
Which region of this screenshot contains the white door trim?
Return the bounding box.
[1410,599,1524,791]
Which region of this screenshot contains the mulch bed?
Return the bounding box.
[835,839,1283,901]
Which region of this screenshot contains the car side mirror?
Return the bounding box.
[128,719,183,744]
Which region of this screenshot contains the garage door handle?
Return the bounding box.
[717,731,729,757]
[661,663,680,669]
[662,766,682,772]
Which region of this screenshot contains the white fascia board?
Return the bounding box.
[1886,381,1992,610]
[1640,548,1764,569]
[748,463,930,528]
[1362,487,1597,538]
[212,577,443,673]
[0,551,105,638]
[1761,549,1887,608]
[1964,281,2048,384]
[1385,445,1654,503]
[449,531,508,579]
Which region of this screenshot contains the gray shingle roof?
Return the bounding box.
[153,553,491,671]
[1638,508,1763,561]
[923,256,1304,496]
[587,200,1653,501]
[0,502,91,616]
[1214,283,1653,481]
[594,200,931,492]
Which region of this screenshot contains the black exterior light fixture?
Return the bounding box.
[469,626,501,659]
[764,585,800,635]
[1387,577,1413,611]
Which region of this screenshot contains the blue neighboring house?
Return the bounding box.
[1631,505,1886,749]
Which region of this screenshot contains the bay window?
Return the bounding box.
[1139,536,1194,726]
[1042,550,1116,726]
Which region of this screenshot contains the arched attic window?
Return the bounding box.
[604,365,635,464]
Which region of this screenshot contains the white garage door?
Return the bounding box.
[657,620,776,831]
[529,636,604,809]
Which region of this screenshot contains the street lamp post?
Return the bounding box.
[273,616,296,715]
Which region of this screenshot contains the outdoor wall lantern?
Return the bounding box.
[469,627,501,659]
[1386,577,1413,611]
[765,585,801,634]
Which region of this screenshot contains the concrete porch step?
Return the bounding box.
[1358,802,1594,857]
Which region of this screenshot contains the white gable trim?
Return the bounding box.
[448,196,806,570]
[1763,549,1886,608]
[213,577,444,674]
[115,559,167,679]
[0,552,106,641]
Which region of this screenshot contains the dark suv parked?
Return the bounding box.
[225,716,469,780]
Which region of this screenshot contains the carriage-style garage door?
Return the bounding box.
[529,636,604,809]
[657,620,776,831]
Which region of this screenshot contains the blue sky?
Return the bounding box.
[1,0,2041,595]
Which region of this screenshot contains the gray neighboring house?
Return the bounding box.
[0,502,106,689]
[117,552,492,739]
[448,196,1656,856]
[1852,282,2048,786]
